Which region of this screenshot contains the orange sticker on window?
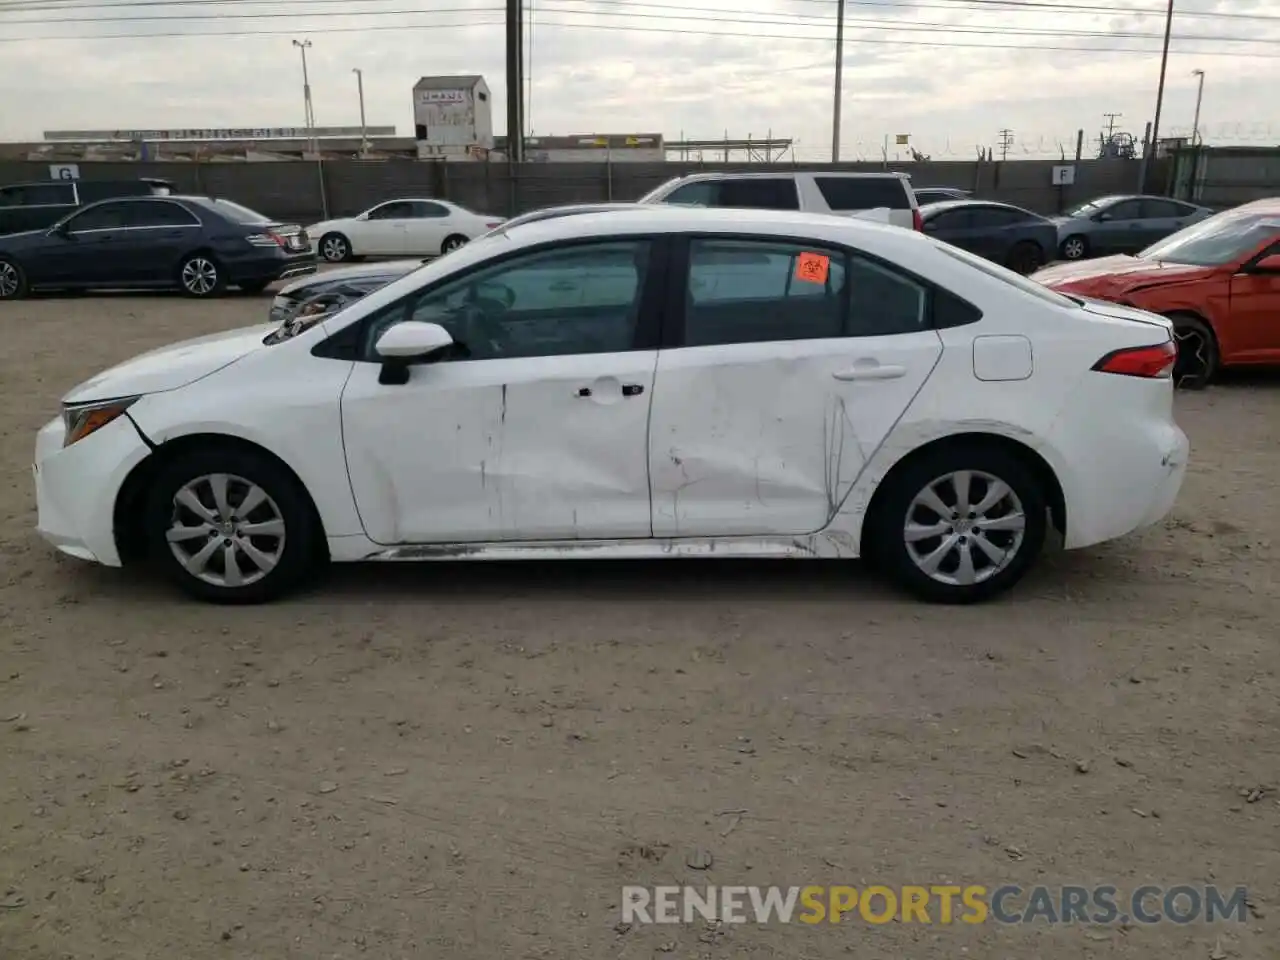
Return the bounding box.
[795,252,830,285]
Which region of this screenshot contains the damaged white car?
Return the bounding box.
[34,207,1188,604]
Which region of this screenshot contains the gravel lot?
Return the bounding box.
[1,291,1277,959]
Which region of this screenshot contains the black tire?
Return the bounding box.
[178,253,225,298]
[319,232,353,262]
[1059,234,1089,261]
[1005,241,1045,275]
[238,280,270,295]
[1167,312,1219,390]
[866,444,1048,604]
[144,445,322,604]
[0,257,30,300]
[440,234,469,254]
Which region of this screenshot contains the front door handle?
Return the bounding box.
[575,386,592,398]
[621,383,645,397]
[833,363,906,381]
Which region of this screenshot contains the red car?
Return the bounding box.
[1033,198,1280,387]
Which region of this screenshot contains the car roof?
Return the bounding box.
[665,170,910,183]
[502,204,924,250]
[918,199,1029,214]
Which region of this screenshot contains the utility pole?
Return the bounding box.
[1144,0,1176,191]
[505,0,524,162]
[1190,69,1205,146]
[352,68,367,157]
[1102,112,1121,142]
[292,39,316,157]
[831,0,846,163]
[997,128,1014,161]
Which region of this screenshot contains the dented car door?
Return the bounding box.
[648,238,943,538]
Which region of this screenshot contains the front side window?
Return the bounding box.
[363,240,651,362]
[660,181,718,207]
[66,202,129,231]
[1106,199,1144,221]
[717,178,800,211]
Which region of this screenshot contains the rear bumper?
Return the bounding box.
[33,414,152,567]
[224,252,317,286]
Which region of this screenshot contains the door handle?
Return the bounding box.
[833,363,906,381]
[550,281,577,293]
[575,386,592,398]
[621,383,645,397]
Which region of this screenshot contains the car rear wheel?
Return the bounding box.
[1060,234,1089,261]
[179,255,225,297]
[1167,312,1219,390]
[868,446,1047,604]
[320,233,352,262]
[0,257,29,300]
[441,234,469,254]
[1005,241,1044,275]
[145,446,322,604]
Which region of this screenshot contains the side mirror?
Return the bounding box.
[1094,212,1112,222]
[49,221,71,236]
[374,321,454,385]
[1249,253,1280,273]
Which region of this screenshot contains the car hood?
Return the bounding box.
[63,323,277,404]
[278,258,422,296]
[1033,255,1217,292]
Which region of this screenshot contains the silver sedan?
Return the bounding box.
[1051,195,1215,260]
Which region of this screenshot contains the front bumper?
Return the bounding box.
[33,413,153,567]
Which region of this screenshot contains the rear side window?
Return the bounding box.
[685,239,845,345]
[847,255,928,335]
[969,207,1026,228]
[206,199,273,225]
[815,177,911,210]
[126,200,200,227]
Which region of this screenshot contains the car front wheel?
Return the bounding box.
[1060,234,1088,260]
[179,255,224,297]
[320,233,352,262]
[145,446,322,604]
[869,446,1048,604]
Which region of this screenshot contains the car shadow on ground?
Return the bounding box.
[49,543,1141,610]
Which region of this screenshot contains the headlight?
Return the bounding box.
[62,396,139,447]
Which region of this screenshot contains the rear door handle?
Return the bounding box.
[833,363,906,381]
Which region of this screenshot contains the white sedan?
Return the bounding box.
[307,198,503,262]
[33,207,1188,605]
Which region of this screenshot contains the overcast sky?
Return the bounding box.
[0,0,1275,160]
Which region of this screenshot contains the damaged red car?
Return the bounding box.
[1032,198,1280,387]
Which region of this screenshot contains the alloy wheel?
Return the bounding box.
[903,470,1027,587]
[321,236,348,261]
[1062,237,1086,260]
[442,236,467,252]
[0,262,18,298]
[182,258,218,295]
[166,473,287,588]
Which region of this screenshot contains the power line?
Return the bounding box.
[5,15,1279,57]
[6,0,1277,45]
[3,0,1279,21]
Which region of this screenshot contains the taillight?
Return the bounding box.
[912,208,923,231]
[1092,340,1177,379]
[484,221,503,229]
[246,231,291,249]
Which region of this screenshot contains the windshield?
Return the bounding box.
[1066,198,1111,217]
[937,243,1081,309]
[1139,212,1279,266]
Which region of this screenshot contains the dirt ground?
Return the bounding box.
[1,289,1277,960]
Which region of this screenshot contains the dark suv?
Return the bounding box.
[0,178,173,236]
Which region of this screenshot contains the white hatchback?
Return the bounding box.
[33,207,1188,604]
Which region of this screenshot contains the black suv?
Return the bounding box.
[0,195,315,300]
[0,178,173,235]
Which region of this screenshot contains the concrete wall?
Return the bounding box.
[1169,147,1280,208]
[0,157,1172,225]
